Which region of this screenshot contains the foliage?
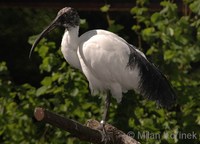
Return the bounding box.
[0,38,102,144]
[0,1,200,144]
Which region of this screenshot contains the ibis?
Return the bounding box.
[30,7,176,129]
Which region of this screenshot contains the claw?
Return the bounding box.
[99,124,109,143]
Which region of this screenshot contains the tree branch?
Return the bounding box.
[34,107,140,144]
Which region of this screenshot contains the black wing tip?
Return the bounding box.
[141,88,177,109]
[139,69,177,109]
[156,92,177,109]
[127,43,177,109]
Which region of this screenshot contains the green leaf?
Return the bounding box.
[167,27,174,36]
[36,86,48,96]
[100,4,110,12]
[131,25,141,31]
[28,35,38,45]
[164,50,175,60]
[52,72,61,81]
[142,27,155,36]
[189,0,200,15]
[151,12,161,23]
[53,86,64,94]
[197,27,200,41]
[108,24,124,33]
[130,7,139,14]
[38,45,49,58]
[146,46,158,55]
[40,57,52,72]
[131,7,148,15]
[80,19,88,29]
[196,115,200,125]
[0,61,8,72]
[141,27,157,42]
[41,76,52,86]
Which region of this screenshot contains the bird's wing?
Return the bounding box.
[78,30,176,108]
[127,44,176,108]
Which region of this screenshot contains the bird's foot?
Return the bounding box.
[97,120,110,143]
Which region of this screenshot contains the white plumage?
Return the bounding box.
[30,7,176,125]
[61,28,141,103]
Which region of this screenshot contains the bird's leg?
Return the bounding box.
[98,91,111,142]
[101,91,111,127]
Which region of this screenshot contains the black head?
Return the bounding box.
[56,7,80,29]
[29,7,80,58]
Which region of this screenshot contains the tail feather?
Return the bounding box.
[127,45,176,108]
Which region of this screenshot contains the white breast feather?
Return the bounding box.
[77,30,141,103]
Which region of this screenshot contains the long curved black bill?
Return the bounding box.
[29,17,59,58]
